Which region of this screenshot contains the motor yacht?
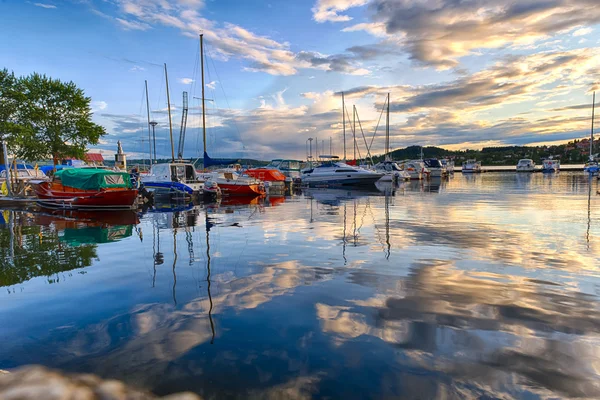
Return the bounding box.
[374,160,411,182]
[516,159,536,172]
[423,158,447,177]
[541,159,560,173]
[141,162,220,198]
[300,156,383,187]
[462,159,482,173]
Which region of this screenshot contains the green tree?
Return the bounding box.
[0,69,27,164]
[16,73,106,164]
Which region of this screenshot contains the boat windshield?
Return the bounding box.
[424,159,442,168]
[266,159,282,168]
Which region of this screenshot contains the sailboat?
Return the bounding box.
[196,34,265,197]
[374,93,410,182]
[584,92,598,175]
[141,64,220,199]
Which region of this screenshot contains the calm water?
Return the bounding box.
[1,172,600,399]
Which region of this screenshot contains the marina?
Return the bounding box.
[1,172,600,398]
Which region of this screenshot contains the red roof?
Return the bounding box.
[85,153,104,162]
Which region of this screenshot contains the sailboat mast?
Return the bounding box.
[145,80,152,165]
[164,63,175,162]
[353,105,356,161]
[591,91,595,160]
[386,92,390,160]
[200,34,207,156]
[342,92,346,161]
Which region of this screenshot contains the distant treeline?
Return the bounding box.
[128,140,592,168]
[372,141,592,165]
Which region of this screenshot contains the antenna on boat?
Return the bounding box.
[164,63,175,162]
[145,80,152,166]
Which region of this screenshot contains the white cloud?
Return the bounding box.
[91,101,108,112]
[179,78,195,84]
[573,27,593,37]
[311,0,369,23]
[206,80,218,89]
[129,65,145,72]
[102,0,369,76]
[115,18,151,31]
[33,3,56,9]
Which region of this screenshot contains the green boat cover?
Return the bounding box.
[55,169,132,190]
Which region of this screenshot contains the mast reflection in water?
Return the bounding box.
[0,172,599,399]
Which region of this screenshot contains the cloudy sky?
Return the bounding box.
[3,0,600,160]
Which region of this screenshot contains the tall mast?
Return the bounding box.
[145,80,152,165]
[164,63,175,162]
[342,92,346,161]
[386,92,390,161]
[201,34,207,156]
[591,91,595,161]
[353,105,356,161]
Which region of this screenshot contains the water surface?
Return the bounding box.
[1,172,600,399]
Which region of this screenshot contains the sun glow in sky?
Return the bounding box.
[2,0,600,160]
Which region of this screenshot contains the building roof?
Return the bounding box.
[85,153,104,162]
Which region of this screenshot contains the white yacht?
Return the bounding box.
[441,159,454,174]
[516,159,535,172]
[141,162,219,198]
[541,159,560,173]
[374,160,410,182]
[301,156,383,187]
[397,160,425,180]
[423,158,447,177]
[462,159,482,173]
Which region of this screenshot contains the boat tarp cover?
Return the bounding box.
[55,169,132,190]
[61,226,133,245]
[203,151,239,168]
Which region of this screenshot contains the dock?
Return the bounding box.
[455,164,584,172]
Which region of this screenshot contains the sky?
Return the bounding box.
[2,0,600,160]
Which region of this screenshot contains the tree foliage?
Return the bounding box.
[16,73,106,164]
[1,69,106,164]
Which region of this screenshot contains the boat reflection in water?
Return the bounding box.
[0,209,138,288]
[1,173,600,399]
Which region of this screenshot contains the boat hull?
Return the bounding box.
[218,182,265,196]
[34,182,138,210]
[516,167,535,172]
[302,175,382,188]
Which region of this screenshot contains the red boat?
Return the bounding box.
[244,168,286,182]
[34,169,138,210]
[204,171,265,197]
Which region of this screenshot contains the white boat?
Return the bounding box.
[441,159,454,174]
[0,164,48,182]
[423,158,447,177]
[397,160,424,180]
[141,162,219,197]
[462,159,482,173]
[516,159,536,172]
[541,159,560,173]
[374,160,410,182]
[301,156,383,187]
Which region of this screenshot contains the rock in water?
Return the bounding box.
[0,366,201,400]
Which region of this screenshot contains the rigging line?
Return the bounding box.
[368,95,387,156]
[206,43,242,140]
[355,111,373,165]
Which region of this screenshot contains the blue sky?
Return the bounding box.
[2,0,600,160]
